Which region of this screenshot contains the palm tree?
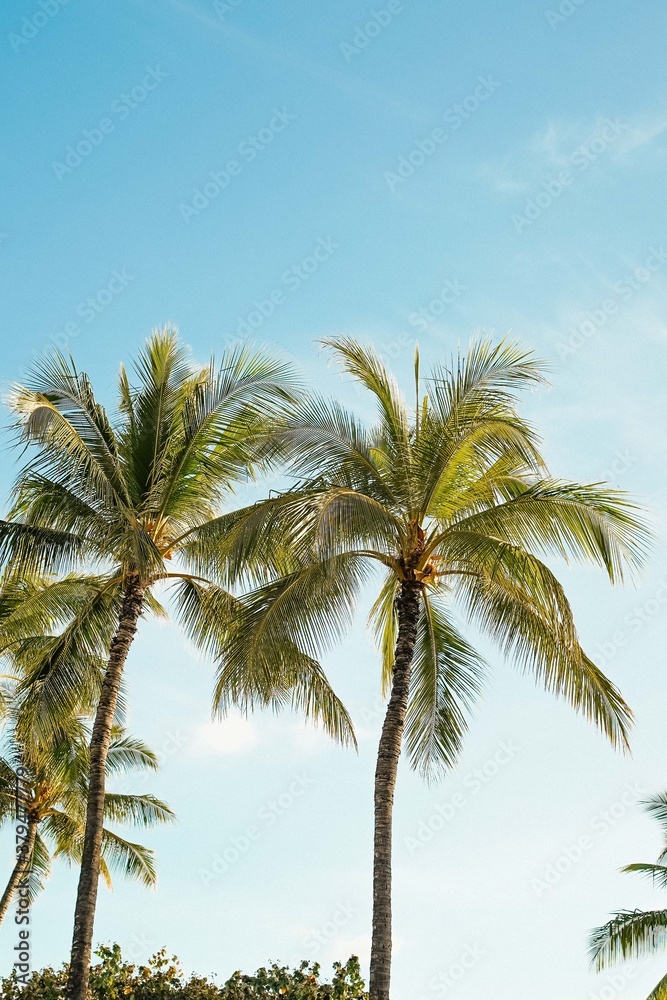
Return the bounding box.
[212,338,649,1000]
[590,794,667,999]
[0,712,174,923]
[0,328,354,1000]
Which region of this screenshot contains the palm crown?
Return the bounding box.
[0,328,351,741]
[215,337,647,772]
[0,711,174,919]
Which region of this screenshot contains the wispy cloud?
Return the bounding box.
[615,114,667,154]
[157,0,429,124]
[480,108,667,196]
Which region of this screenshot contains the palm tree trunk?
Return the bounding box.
[0,816,37,924]
[370,580,422,1000]
[66,576,145,1000]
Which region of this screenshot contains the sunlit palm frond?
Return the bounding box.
[321,337,410,455]
[9,352,130,513]
[448,536,632,750]
[99,828,158,887]
[102,792,175,828]
[404,593,487,779]
[447,479,649,584]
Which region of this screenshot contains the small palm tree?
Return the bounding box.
[590,794,667,999]
[0,329,354,1000]
[0,712,174,923]
[214,338,649,1000]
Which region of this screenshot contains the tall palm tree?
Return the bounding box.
[0,329,354,1000]
[0,713,174,923]
[212,338,649,1000]
[590,794,667,999]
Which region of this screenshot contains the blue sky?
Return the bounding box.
[2,0,667,996]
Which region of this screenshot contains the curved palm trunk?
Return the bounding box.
[66,577,144,1000]
[0,816,37,924]
[370,580,422,1000]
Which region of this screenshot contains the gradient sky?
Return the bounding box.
[2,1,667,997]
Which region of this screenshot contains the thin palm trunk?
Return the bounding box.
[370,581,422,1000]
[0,815,37,924]
[66,576,144,1000]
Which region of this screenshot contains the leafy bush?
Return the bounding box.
[0,944,368,999]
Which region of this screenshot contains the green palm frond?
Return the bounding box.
[14,580,123,731]
[404,593,487,779]
[646,795,667,858]
[429,338,548,427]
[269,396,394,502]
[590,910,667,969]
[0,522,92,578]
[215,644,357,749]
[99,828,158,887]
[170,577,239,661]
[9,352,130,514]
[102,792,175,827]
[368,572,399,694]
[447,479,649,584]
[219,554,371,670]
[450,539,632,750]
[22,830,51,904]
[622,864,667,890]
[105,733,160,775]
[321,337,410,454]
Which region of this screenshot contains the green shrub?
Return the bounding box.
[0,944,368,1000]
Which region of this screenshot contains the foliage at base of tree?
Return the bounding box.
[0,944,368,999]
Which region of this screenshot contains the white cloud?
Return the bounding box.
[191,714,258,755]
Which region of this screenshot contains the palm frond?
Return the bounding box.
[590,910,667,969]
[449,537,632,750]
[404,592,487,779]
[103,792,175,827]
[100,828,158,887]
